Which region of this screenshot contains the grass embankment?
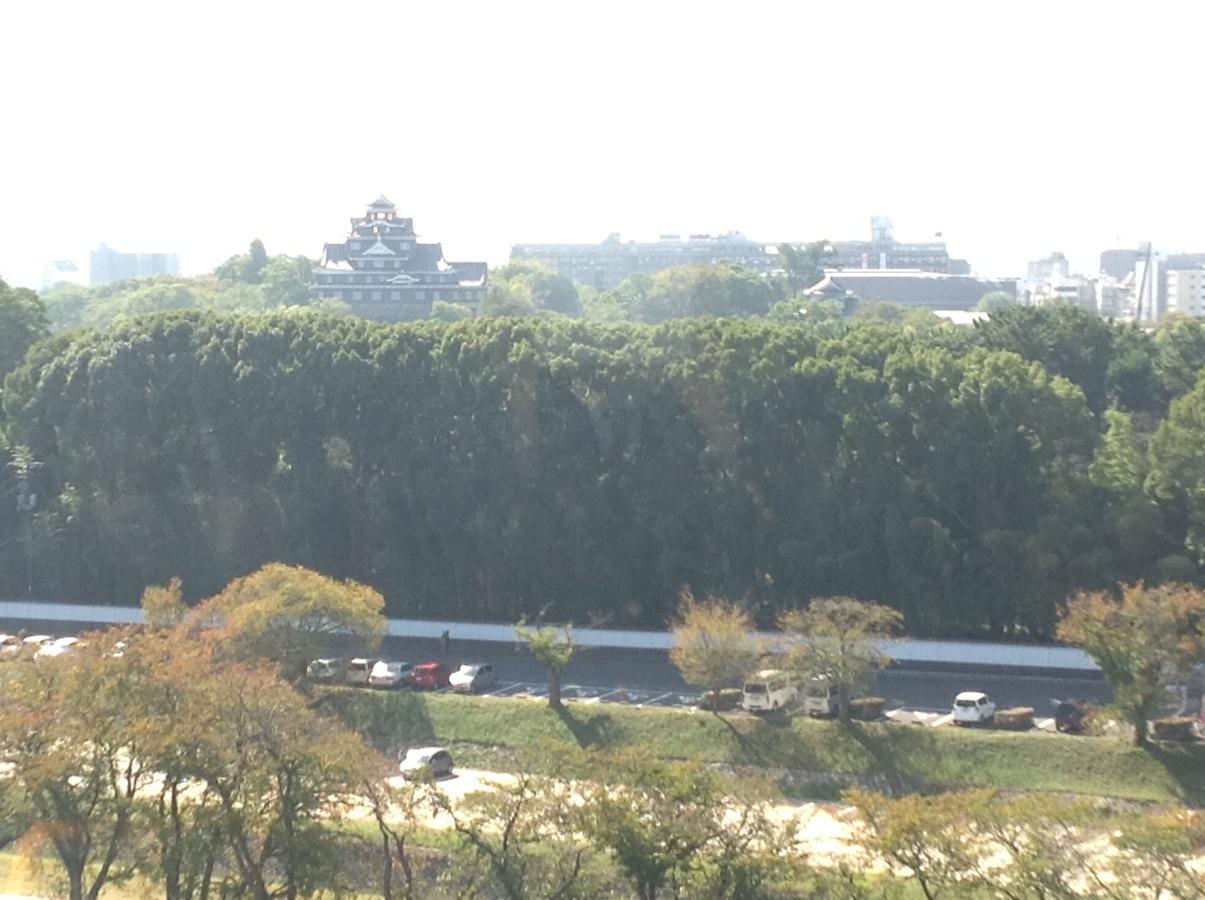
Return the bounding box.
[329,689,1205,806]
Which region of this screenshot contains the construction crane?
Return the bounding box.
[1134,242,1154,322]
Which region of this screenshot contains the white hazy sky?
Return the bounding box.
[2,0,1202,289]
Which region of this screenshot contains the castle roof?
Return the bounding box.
[362,240,395,257]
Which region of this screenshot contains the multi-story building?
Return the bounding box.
[512,217,968,290]
[311,196,486,321]
[1095,276,1127,317]
[1026,252,1071,284]
[805,269,1012,311]
[1100,248,1142,281]
[511,231,772,291]
[89,243,180,286]
[40,259,86,293]
[826,217,961,274]
[1166,266,1205,317]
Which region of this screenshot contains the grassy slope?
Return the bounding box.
[329,689,1205,805]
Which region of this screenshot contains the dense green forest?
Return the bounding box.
[5,274,1205,637]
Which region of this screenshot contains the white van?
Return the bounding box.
[802,676,839,717]
[742,669,798,713]
[346,658,377,686]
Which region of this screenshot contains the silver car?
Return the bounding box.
[449,662,497,693]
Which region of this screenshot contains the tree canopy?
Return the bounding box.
[3,303,1205,638]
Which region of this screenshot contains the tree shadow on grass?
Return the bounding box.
[1146,742,1205,806]
[318,688,437,757]
[554,704,618,749]
[839,720,916,794]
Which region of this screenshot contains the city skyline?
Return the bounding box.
[3,0,1203,289]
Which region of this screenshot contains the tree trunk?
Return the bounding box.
[67,867,84,900]
[838,684,851,723]
[1132,705,1148,748]
[380,831,394,900]
[548,665,563,710]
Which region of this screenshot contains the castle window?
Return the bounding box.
[352,291,362,301]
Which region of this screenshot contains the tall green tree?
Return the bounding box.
[0,277,49,385]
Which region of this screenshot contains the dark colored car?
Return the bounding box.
[1053,698,1089,733]
[410,661,452,690]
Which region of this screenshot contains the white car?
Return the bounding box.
[449,663,497,693]
[0,634,21,657]
[953,691,997,725]
[368,661,413,689]
[21,635,54,654]
[398,747,454,780]
[34,637,81,662]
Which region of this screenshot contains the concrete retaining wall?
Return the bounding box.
[0,599,1100,672]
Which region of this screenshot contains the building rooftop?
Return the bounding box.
[807,269,1006,310]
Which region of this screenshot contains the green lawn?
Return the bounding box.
[328,689,1205,805]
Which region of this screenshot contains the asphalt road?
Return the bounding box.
[350,633,1112,713]
[3,618,1113,714]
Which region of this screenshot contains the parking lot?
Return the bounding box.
[0,619,1119,732]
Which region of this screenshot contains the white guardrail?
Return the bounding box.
[0,599,1101,672]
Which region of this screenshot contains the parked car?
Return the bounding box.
[368,660,414,689]
[411,661,452,690]
[0,634,21,657]
[398,746,454,780]
[953,691,996,725]
[346,657,378,686]
[34,636,82,662]
[1053,698,1090,734]
[802,675,839,717]
[742,669,798,713]
[22,634,53,648]
[306,657,345,682]
[449,663,497,693]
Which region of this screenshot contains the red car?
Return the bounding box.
[410,661,452,690]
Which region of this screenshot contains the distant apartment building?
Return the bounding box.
[512,217,968,290]
[511,232,772,290]
[826,217,967,274]
[40,259,86,293]
[1026,252,1071,284]
[1166,266,1205,316]
[1095,277,1127,317]
[89,242,180,286]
